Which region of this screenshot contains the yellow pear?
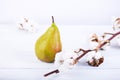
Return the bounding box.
[35,16,62,62]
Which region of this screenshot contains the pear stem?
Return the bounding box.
[52,16,54,23]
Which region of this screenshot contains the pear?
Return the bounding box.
[35,16,62,62]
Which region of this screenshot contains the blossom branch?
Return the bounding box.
[74,49,93,62]
[44,31,120,77]
[74,31,120,64]
[98,31,120,50]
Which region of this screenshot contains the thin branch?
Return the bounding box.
[75,49,92,62]
[44,69,59,77]
[74,48,86,53]
[76,31,120,59]
[108,31,120,41]
[44,31,120,77]
[98,31,120,49]
[104,32,114,35]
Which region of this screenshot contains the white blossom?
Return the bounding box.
[54,52,64,67]
[54,50,76,72]
[86,51,104,66]
[89,41,99,50]
[17,17,39,32]
[58,58,75,72]
[86,51,96,62]
[112,18,120,46]
[89,33,110,50]
[113,18,120,32]
[94,52,103,59]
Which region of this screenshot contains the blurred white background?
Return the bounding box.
[0,0,120,25]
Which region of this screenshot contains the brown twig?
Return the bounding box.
[102,32,114,38]
[98,31,120,49]
[104,32,114,35]
[44,31,120,77]
[75,31,120,60]
[74,48,86,53]
[75,49,93,62]
[44,69,59,77]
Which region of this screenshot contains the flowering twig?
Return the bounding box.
[74,31,120,65]
[97,31,120,50]
[74,49,93,63]
[44,31,120,77]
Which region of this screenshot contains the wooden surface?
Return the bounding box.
[0,24,120,80]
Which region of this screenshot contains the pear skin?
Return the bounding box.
[35,16,62,62]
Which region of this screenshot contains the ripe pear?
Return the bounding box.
[35,16,62,62]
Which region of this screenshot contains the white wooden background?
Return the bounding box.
[0,0,120,25]
[0,24,120,80]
